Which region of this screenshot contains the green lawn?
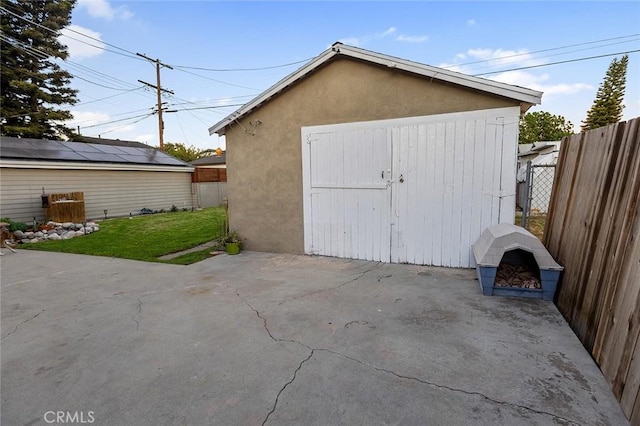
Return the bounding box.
[515,212,547,240]
[21,207,227,265]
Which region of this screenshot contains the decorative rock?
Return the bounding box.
[48,233,61,240]
[74,230,85,237]
[34,231,44,238]
[62,222,73,229]
[61,232,74,240]
[24,231,34,238]
[14,230,26,239]
[29,238,40,243]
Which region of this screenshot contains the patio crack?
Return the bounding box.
[233,290,317,425]
[235,290,310,348]
[234,289,575,425]
[277,261,383,305]
[262,349,314,426]
[131,295,147,331]
[1,309,45,340]
[318,349,581,426]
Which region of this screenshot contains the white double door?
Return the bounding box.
[302,107,518,267]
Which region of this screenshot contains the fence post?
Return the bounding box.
[521,160,532,228]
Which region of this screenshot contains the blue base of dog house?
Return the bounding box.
[475,265,561,300]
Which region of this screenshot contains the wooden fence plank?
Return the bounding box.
[594,120,640,364]
[544,118,640,422]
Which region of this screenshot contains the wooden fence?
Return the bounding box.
[192,168,227,183]
[543,118,640,422]
[44,192,86,223]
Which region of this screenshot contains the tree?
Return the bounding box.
[0,0,78,139]
[163,142,216,162]
[581,55,629,131]
[519,111,574,144]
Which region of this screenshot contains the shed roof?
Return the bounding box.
[190,152,226,166]
[209,42,543,136]
[0,136,191,169]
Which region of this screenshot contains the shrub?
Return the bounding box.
[0,217,28,232]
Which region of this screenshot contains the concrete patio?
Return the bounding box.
[0,250,628,425]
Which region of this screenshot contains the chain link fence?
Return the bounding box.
[519,162,556,237]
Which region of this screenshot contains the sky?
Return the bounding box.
[42,1,640,150]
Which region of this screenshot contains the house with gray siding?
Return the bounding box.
[0,136,194,222]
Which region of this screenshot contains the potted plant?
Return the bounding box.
[224,230,242,255]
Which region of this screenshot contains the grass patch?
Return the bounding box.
[515,212,547,240]
[21,207,226,264]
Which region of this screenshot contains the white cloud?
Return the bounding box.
[467,19,476,27]
[487,70,593,96]
[338,37,361,47]
[339,26,401,47]
[59,25,105,60]
[132,133,154,145]
[396,34,429,43]
[69,111,110,128]
[439,49,593,101]
[77,0,133,20]
[466,48,544,68]
[378,27,397,38]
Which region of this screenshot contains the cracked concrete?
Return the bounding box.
[1,250,629,425]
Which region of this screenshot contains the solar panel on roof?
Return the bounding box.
[38,150,87,161]
[69,143,102,153]
[77,152,124,162]
[0,136,189,167]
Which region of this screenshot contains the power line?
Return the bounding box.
[172,67,260,91]
[442,33,640,70]
[165,104,245,112]
[0,33,147,93]
[0,4,143,61]
[474,49,640,76]
[81,112,155,129]
[73,87,146,107]
[93,113,155,137]
[171,57,315,72]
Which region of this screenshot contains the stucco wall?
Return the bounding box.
[225,57,521,254]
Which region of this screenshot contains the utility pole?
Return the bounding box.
[136,53,174,151]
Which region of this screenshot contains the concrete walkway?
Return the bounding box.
[0,250,629,425]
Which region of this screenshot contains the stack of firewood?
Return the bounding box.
[495,263,541,289]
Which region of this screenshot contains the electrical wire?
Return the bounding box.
[474,49,640,76]
[94,113,154,136]
[167,104,245,112]
[73,87,146,107]
[442,33,640,70]
[81,112,156,129]
[172,67,259,91]
[0,4,143,61]
[171,57,315,72]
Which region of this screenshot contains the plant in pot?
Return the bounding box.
[224,230,242,255]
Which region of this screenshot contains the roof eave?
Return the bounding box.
[208,42,543,136]
[208,45,339,136]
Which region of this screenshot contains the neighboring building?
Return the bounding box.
[208,42,542,267]
[0,136,194,222]
[190,151,227,208]
[191,151,226,168]
[518,140,561,169]
[517,141,562,213]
